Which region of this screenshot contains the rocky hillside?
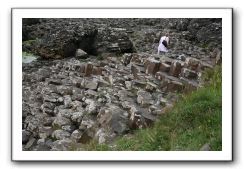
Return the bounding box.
[22,18,222,151]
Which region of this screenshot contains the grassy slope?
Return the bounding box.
[86,66,222,151]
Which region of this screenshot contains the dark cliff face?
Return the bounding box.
[22,18,222,59]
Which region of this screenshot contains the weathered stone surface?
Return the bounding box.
[52,130,71,140]
[84,99,97,115]
[122,53,133,66]
[129,105,156,129]
[137,90,154,106]
[158,62,171,72]
[145,82,158,92]
[71,111,84,123]
[41,102,56,115]
[85,79,98,90]
[25,114,44,132]
[199,61,213,71]
[43,93,60,103]
[38,126,53,139]
[84,63,93,76]
[155,71,168,81]
[180,77,199,92]
[61,125,76,133]
[130,53,145,64]
[214,49,222,65]
[47,78,62,85]
[22,130,31,144]
[95,128,107,144]
[131,64,145,76]
[56,86,73,96]
[51,138,73,151]
[80,119,95,129]
[24,137,36,149]
[144,58,160,75]
[181,68,198,79]
[52,113,71,128]
[58,108,73,118]
[71,129,83,142]
[185,57,200,71]
[92,66,103,75]
[98,105,129,134]
[125,81,132,89]
[63,95,72,108]
[169,60,183,77]
[167,80,184,92]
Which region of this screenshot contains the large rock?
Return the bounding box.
[181,68,198,79]
[211,48,222,65]
[38,126,53,139]
[84,63,93,76]
[122,53,133,66]
[40,102,56,115]
[92,67,103,76]
[22,130,31,144]
[27,22,98,59]
[95,128,107,144]
[158,62,171,72]
[43,93,60,103]
[166,80,184,92]
[169,60,183,77]
[96,27,134,54]
[56,107,74,119]
[159,73,185,92]
[98,105,129,134]
[63,95,72,108]
[52,113,71,128]
[129,106,156,129]
[144,58,160,75]
[75,49,88,59]
[23,19,136,59]
[71,111,84,123]
[131,64,145,78]
[137,90,154,106]
[24,137,36,150]
[85,99,98,115]
[71,129,83,142]
[82,79,99,90]
[52,130,71,140]
[56,86,73,96]
[185,57,200,71]
[51,138,73,151]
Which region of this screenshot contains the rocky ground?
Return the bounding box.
[22,18,222,151]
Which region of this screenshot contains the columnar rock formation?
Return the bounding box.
[22,18,222,151]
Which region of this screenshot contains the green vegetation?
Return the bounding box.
[22,51,38,63]
[23,39,37,46]
[85,66,222,151]
[200,43,209,49]
[97,55,104,61]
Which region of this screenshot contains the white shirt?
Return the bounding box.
[158,36,169,54]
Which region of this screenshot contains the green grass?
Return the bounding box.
[23,39,37,45]
[22,51,38,63]
[85,66,222,151]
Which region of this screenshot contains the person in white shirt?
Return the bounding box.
[157,34,169,54]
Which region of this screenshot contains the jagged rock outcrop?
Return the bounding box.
[22,19,134,59]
